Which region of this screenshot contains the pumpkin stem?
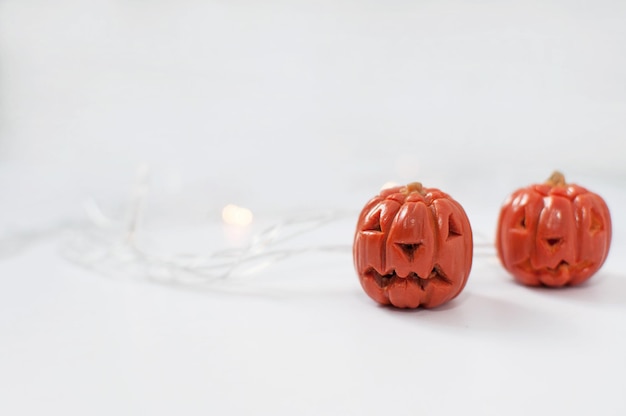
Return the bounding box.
[546,171,567,187]
[405,182,425,194]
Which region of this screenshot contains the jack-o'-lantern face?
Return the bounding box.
[353,183,473,308]
[496,172,612,287]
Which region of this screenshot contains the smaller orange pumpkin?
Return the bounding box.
[496,171,612,287]
[353,182,473,308]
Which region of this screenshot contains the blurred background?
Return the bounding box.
[1,0,625,226]
[1,1,625,415]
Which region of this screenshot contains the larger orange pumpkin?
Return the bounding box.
[496,172,612,287]
[353,182,473,308]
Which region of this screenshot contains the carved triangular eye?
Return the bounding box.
[396,242,422,261]
[447,215,462,240]
[362,210,382,232]
[544,237,563,248]
[590,209,603,233]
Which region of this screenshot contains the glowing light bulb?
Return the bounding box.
[222,204,253,227]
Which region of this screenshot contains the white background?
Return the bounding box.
[1,1,625,415]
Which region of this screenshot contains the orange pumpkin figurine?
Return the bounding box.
[353,182,473,308]
[496,171,612,287]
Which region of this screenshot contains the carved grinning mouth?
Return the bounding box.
[546,260,569,273]
[365,265,453,290]
[514,259,594,275]
[515,259,569,275]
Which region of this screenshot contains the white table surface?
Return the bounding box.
[1,1,626,415]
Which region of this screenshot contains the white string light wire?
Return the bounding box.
[59,168,356,289]
[2,168,496,291]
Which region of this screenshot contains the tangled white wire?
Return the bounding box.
[57,167,355,289]
[61,205,354,289]
[2,168,496,291]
